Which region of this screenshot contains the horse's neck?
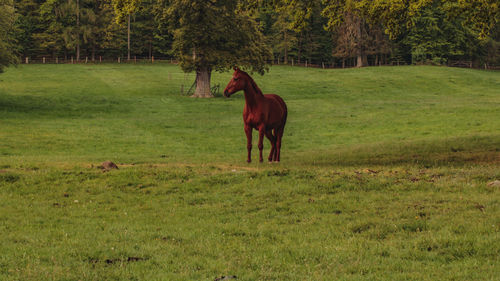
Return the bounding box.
[243,81,264,109]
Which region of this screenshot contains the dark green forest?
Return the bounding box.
[2,0,500,68]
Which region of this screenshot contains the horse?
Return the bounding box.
[223,67,287,163]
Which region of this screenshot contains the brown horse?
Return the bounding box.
[224,67,287,163]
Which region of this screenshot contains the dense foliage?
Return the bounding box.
[7,0,500,68]
[0,0,18,72]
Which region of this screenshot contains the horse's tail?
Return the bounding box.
[282,101,288,127]
[276,95,287,127]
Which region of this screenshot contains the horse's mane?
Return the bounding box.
[240,70,263,96]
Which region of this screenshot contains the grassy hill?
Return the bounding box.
[0,64,499,280]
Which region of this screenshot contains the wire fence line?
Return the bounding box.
[19,56,500,70]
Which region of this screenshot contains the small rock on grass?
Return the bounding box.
[487,180,500,187]
[98,161,119,171]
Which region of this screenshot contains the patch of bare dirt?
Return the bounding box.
[487,180,500,187]
[97,161,119,172]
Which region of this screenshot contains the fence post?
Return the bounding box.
[26,57,29,64]
[99,56,102,63]
[56,57,58,64]
[118,57,120,63]
[71,56,74,64]
[292,58,294,67]
[152,56,154,63]
[43,57,45,64]
[85,57,88,64]
[305,60,308,68]
[322,62,325,69]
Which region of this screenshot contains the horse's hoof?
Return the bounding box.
[247,160,251,163]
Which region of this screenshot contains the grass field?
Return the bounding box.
[0,64,499,280]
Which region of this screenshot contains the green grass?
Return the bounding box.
[0,64,499,280]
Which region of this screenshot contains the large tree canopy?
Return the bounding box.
[156,0,271,97]
[0,0,18,73]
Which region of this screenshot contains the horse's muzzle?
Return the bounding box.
[223,90,230,98]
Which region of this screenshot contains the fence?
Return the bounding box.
[447,60,500,70]
[20,56,499,70]
[22,56,176,64]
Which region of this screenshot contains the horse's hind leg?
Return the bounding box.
[265,130,276,162]
[275,126,284,162]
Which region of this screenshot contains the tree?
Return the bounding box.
[270,8,297,64]
[37,0,97,61]
[322,0,373,67]
[13,0,40,58]
[484,22,500,66]
[0,0,18,72]
[112,0,141,60]
[330,13,361,67]
[156,0,271,98]
[399,1,481,65]
[446,0,499,40]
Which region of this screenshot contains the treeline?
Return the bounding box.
[10,0,500,68]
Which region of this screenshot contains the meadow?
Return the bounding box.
[0,64,499,280]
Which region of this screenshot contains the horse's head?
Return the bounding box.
[223,67,247,98]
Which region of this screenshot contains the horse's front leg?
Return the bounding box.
[258,125,265,163]
[244,124,252,163]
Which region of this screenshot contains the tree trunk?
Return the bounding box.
[356,16,363,68]
[284,31,288,64]
[192,67,213,98]
[76,0,80,61]
[297,34,302,64]
[127,14,131,61]
[357,53,363,67]
[91,44,95,62]
[149,39,152,59]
